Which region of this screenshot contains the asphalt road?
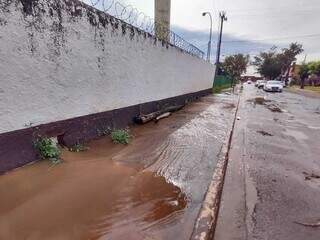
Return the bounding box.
[215,84,320,239]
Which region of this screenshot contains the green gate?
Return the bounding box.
[213,75,232,93]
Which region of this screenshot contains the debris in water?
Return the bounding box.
[155,112,171,123]
[267,104,282,113]
[223,103,236,109]
[247,97,271,105]
[257,130,273,136]
[135,105,184,124]
[294,220,320,227]
[303,172,320,181]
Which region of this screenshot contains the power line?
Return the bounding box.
[226,6,320,14]
[222,33,320,43]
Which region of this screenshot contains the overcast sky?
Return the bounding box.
[85,0,320,74]
[115,0,320,63]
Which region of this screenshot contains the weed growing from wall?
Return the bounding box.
[111,129,130,145]
[34,137,61,164]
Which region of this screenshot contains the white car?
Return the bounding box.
[263,80,283,92]
[255,80,262,87]
[247,80,253,84]
[257,80,267,89]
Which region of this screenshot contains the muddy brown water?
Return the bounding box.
[0,95,236,240]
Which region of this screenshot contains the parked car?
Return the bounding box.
[258,80,267,89]
[247,80,252,84]
[263,80,283,92]
[255,80,262,87]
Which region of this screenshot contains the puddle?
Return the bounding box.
[0,94,237,240]
[247,97,271,105]
[247,97,282,113]
[223,103,236,109]
[0,150,187,240]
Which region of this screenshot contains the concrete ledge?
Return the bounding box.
[0,89,212,174]
[190,94,240,240]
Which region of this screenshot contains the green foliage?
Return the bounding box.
[222,54,249,82]
[34,137,61,164]
[253,43,303,79]
[111,129,130,145]
[307,61,320,75]
[69,143,88,152]
[252,47,282,79]
[299,63,310,79]
[278,42,304,70]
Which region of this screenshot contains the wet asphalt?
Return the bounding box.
[215,84,320,240]
[0,93,237,240]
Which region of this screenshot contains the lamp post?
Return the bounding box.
[202,12,213,62]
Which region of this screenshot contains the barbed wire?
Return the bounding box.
[87,0,205,58]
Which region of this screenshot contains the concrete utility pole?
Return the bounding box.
[213,11,227,86]
[155,0,171,41]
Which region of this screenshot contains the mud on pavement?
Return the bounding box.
[0,92,238,240]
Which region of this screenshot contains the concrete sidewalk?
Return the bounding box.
[215,85,320,240]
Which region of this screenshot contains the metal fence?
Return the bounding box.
[87,0,204,58]
[213,75,232,89]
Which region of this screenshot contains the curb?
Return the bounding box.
[190,94,241,240]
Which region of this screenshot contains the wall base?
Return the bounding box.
[0,89,212,174]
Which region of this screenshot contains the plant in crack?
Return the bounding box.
[111,129,131,145]
[34,137,61,164]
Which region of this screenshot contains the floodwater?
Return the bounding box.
[0,94,237,240]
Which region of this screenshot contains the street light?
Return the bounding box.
[202,12,213,62]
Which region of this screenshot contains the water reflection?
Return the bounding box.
[0,154,186,240]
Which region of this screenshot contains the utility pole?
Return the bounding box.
[213,11,227,87]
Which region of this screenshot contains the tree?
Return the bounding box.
[252,47,282,79]
[253,43,303,81]
[222,54,249,86]
[308,61,320,75]
[278,42,304,83]
[298,63,309,89]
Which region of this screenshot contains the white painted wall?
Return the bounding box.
[0,0,214,134]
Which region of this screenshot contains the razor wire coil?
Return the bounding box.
[87,0,204,58]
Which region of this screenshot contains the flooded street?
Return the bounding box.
[215,85,320,240]
[0,94,237,240]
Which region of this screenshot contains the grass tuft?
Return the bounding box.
[111,129,130,145]
[34,137,61,164]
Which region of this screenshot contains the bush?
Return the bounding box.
[34,137,61,164]
[111,129,130,145]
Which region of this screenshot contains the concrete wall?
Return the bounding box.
[0,0,214,135]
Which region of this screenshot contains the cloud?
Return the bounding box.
[172,26,273,60]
